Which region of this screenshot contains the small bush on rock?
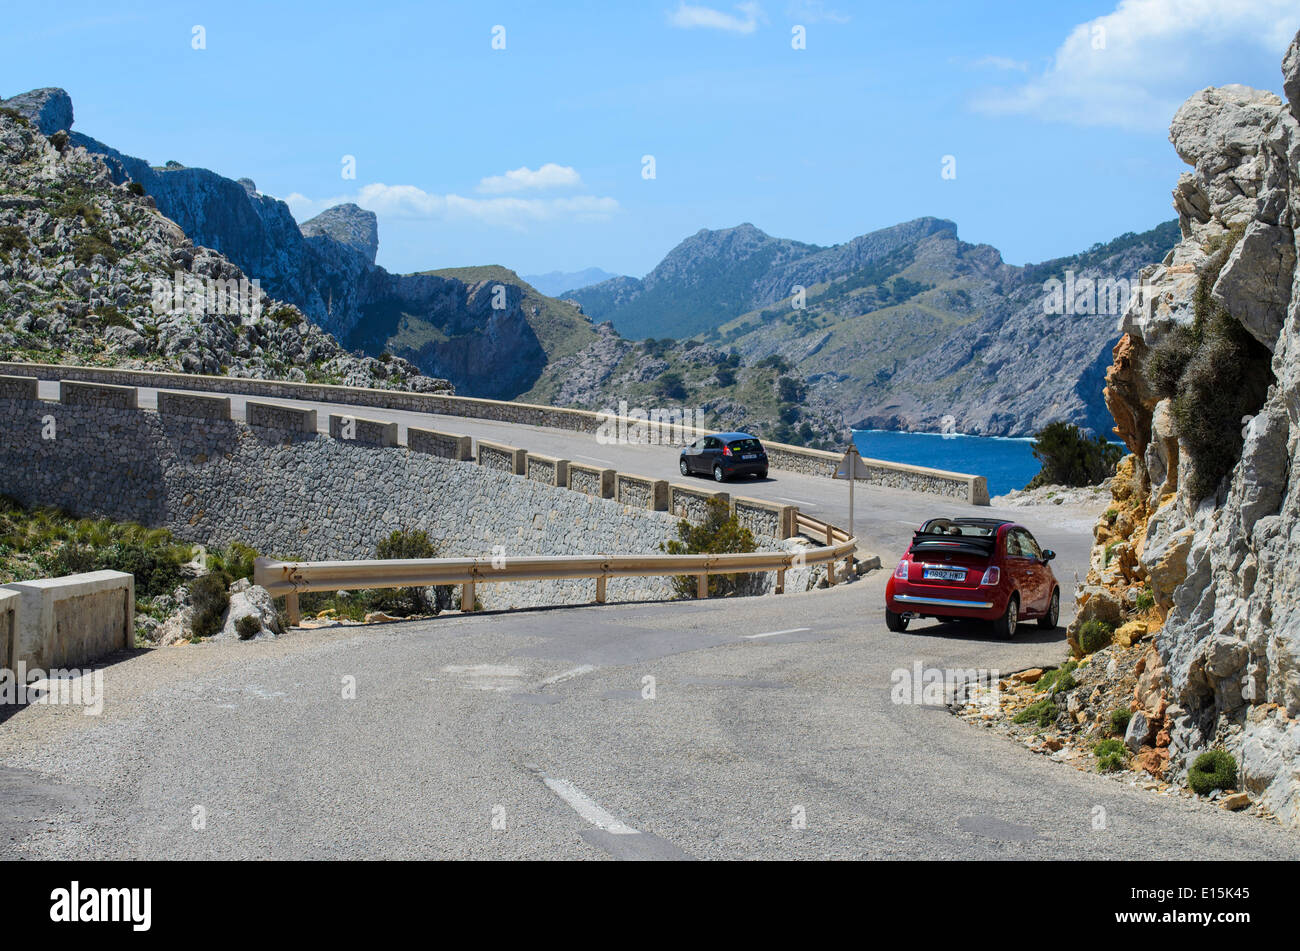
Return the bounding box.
[1078,618,1115,654]
[1109,708,1132,736]
[1037,661,1078,695]
[1013,697,1058,728]
[189,572,231,639]
[235,614,261,640]
[1188,749,1237,796]
[1094,738,1128,772]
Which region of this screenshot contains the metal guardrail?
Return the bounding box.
[254,523,859,626]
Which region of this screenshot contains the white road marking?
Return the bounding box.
[439,664,525,691]
[575,454,616,465]
[538,774,640,835]
[534,664,596,688]
[777,496,815,507]
[742,627,812,639]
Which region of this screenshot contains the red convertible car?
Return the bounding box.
[884,517,1060,639]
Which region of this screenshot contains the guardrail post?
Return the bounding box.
[595,576,607,604]
[696,573,708,599]
[826,559,836,586]
[462,581,476,612]
[286,590,301,627]
[776,568,786,595]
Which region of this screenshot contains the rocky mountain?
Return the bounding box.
[520,322,850,450]
[0,88,597,399]
[0,102,444,390]
[571,217,1179,437]
[1073,34,1300,826]
[524,267,620,297]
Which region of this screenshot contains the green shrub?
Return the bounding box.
[189,572,230,639]
[1109,708,1133,736]
[1025,422,1123,489]
[49,131,68,151]
[235,614,261,640]
[0,107,30,127]
[211,541,258,583]
[1172,308,1271,501]
[1146,325,1196,400]
[72,232,119,265]
[661,497,758,598]
[1094,738,1128,772]
[1037,661,1078,695]
[1078,618,1115,654]
[1134,588,1155,612]
[370,528,451,615]
[99,541,186,598]
[1188,749,1238,796]
[127,181,146,196]
[1013,697,1059,728]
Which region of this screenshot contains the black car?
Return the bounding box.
[680,432,769,482]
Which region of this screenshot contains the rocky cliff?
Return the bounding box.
[0,102,445,391]
[1076,33,1300,826]
[571,217,1179,437]
[0,88,596,398]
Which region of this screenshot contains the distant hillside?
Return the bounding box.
[1,87,596,400]
[345,266,597,400]
[573,217,1180,436]
[522,267,620,297]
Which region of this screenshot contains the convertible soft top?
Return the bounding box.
[909,517,1012,557]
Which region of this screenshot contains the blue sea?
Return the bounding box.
[851,429,1039,498]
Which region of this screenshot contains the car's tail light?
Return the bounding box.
[723,446,732,456]
[980,566,1001,586]
[894,560,910,581]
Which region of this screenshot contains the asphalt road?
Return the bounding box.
[2,572,1297,860]
[10,380,1285,860]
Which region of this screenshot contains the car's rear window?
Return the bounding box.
[920,519,996,537]
[727,438,762,451]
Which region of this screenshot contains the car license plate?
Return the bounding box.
[923,567,966,581]
[742,454,757,460]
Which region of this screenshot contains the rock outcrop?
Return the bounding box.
[1081,32,1300,826]
[0,88,597,398]
[0,103,448,391]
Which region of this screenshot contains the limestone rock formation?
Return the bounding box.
[0,103,448,392]
[1081,32,1300,826]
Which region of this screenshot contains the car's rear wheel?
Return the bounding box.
[758,469,768,479]
[885,609,909,633]
[713,464,725,482]
[993,594,1019,640]
[680,458,689,476]
[1038,588,1060,629]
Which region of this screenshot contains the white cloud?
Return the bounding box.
[477,163,582,194]
[971,0,1300,131]
[286,184,619,231]
[668,2,766,34]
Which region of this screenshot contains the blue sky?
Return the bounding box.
[3,1,1298,278]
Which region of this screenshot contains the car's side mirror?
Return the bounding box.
[1042,549,1056,561]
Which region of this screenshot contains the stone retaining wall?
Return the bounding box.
[4,362,988,503]
[0,391,793,609]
